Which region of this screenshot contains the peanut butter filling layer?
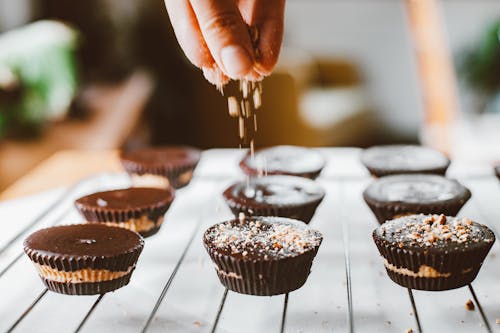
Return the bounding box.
[215,266,243,280]
[34,263,134,283]
[178,170,193,185]
[131,173,170,189]
[384,259,452,278]
[97,215,164,233]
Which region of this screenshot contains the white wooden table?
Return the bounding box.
[1,149,499,333]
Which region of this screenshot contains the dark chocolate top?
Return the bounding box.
[75,187,174,211]
[373,214,494,252]
[24,224,144,258]
[120,146,201,169]
[364,174,469,204]
[223,175,325,207]
[240,145,325,175]
[361,145,449,172]
[203,216,322,260]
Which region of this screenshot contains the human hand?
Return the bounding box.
[164,0,285,86]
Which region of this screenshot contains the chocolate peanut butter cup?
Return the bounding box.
[361,145,450,177]
[24,224,144,295]
[373,214,494,291]
[363,174,471,224]
[75,187,174,237]
[239,145,326,179]
[120,146,201,189]
[223,175,325,224]
[203,216,323,296]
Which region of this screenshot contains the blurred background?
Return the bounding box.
[0,0,499,194]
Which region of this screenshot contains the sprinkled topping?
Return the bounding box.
[204,217,322,259]
[376,214,494,248]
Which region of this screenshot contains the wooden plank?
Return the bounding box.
[285,179,349,332]
[344,179,417,333]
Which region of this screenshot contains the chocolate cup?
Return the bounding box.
[203,217,323,296]
[24,230,144,272]
[75,187,174,238]
[41,272,135,295]
[120,146,201,189]
[222,177,325,224]
[495,166,500,181]
[238,146,325,180]
[24,224,144,295]
[363,190,471,224]
[365,166,449,178]
[373,230,494,291]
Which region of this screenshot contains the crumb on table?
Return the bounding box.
[465,299,475,311]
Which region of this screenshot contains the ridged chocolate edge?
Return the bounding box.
[41,271,134,295]
[203,242,321,296]
[363,189,471,224]
[223,196,324,224]
[24,233,144,272]
[121,159,199,189]
[372,231,494,291]
[75,198,172,224]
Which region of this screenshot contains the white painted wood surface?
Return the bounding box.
[0,148,499,333]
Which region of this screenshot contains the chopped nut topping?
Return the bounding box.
[380,215,485,247]
[465,299,475,311]
[206,217,322,259]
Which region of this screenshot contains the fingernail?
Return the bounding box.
[220,45,253,78]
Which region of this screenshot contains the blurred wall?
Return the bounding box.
[0,0,32,31]
[284,0,500,140]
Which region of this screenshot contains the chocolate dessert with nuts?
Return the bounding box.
[75,187,175,237]
[120,146,201,189]
[223,175,325,224]
[24,224,144,295]
[373,214,495,291]
[361,145,450,177]
[239,145,326,179]
[363,174,471,224]
[203,216,323,296]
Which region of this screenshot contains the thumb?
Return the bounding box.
[190,0,255,79]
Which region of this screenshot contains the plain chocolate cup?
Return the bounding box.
[363,188,471,224]
[222,178,325,224]
[24,225,144,295]
[75,189,174,238]
[120,147,201,189]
